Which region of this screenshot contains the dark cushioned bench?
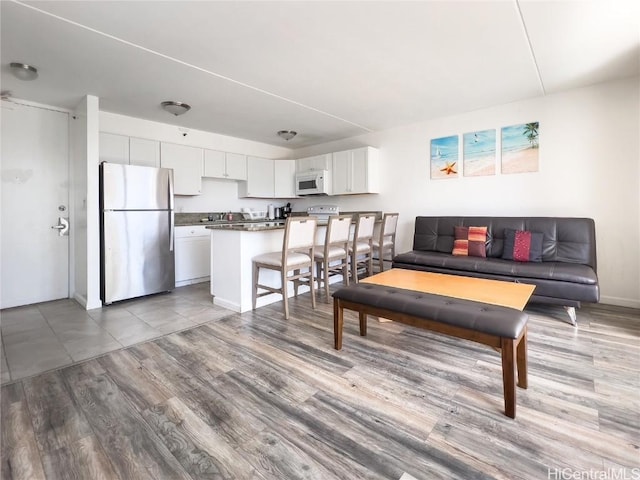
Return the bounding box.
[333,283,529,418]
[393,216,599,325]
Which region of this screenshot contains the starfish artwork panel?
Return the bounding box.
[430,135,459,179]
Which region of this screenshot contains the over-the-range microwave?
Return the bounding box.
[295,170,331,196]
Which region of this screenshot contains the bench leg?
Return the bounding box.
[359,312,367,336]
[517,328,528,389]
[501,337,517,419]
[334,299,343,350]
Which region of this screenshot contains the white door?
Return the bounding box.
[1,101,70,309]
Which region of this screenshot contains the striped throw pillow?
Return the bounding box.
[452,226,487,257]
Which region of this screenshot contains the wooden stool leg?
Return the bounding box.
[310,265,316,310]
[252,262,258,310]
[501,337,517,418]
[282,270,289,320]
[333,299,343,349]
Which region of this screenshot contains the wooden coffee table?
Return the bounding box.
[335,269,536,418]
[362,269,535,310]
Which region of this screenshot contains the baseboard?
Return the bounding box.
[598,296,640,309]
[213,297,241,312]
[175,277,208,288]
[73,292,88,308]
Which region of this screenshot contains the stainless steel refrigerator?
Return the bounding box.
[100,162,175,304]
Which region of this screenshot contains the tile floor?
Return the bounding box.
[0,282,233,385]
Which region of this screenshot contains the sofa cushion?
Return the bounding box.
[502,229,543,262]
[393,251,598,285]
[452,226,487,257]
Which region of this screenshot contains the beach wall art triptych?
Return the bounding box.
[430,122,539,179]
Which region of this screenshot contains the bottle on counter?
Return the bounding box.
[227,212,233,221]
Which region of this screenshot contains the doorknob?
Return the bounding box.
[51,217,69,236]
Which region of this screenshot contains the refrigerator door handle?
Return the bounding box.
[169,211,175,252]
[168,172,174,211]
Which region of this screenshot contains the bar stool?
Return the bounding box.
[252,216,318,320]
[349,213,376,283]
[372,213,399,272]
[314,214,353,300]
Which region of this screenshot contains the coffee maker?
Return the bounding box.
[275,203,291,219]
[282,202,292,218]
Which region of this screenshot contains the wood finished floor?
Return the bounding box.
[1,290,639,480]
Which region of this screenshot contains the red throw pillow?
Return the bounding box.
[452,226,487,257]
[502,229,543,262]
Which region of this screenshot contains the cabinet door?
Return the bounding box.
[160,143,203,195]
[296,154,331,172]
[225,152,247,180]
[331,150,351,195]
[349,147,368,194]
[274,160,296,198]
[203,149,226,178]
[241,156,274,198]
[100,132,129,164]
[174,227,210,283]
[129,137,160,168]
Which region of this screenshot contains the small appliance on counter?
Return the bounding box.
[307,205,339,223]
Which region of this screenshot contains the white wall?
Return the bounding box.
[98,78,639,307]
[292,77,640,308]
[70,95,101,309]
[70,98,88,305]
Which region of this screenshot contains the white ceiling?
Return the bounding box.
[2,1,638,148]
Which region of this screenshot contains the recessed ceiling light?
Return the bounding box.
[277,130,297,141]
[10,62,38,81]
[161,101,191,116]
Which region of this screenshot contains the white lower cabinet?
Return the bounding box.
[161,142,203,195]
[175,226,210,287]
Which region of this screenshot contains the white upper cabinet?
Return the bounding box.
[203,149,226,177]
[296,153,332,172]
[129,137,160,168]
[223,152,247,180]
[274,160,297,198]
[99,132,129,164]
[332,147,379,195]
[100,133,160,168]
[239,156,274,198]
[160,142,203,195]
[203,150,247,180]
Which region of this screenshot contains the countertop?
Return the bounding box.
[206,222,285,232]
[177,211,382,228]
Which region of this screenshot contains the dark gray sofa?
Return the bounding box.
[392,216,599,324]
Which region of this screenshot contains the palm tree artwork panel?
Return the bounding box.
[430,135,459,179]
[501,122,540,174]
[463,129,496,177]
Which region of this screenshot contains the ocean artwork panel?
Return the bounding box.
[430,135,459,179]
[501,122,539,174]
[463,129,496,176]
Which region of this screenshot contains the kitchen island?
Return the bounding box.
[207,222,293,312]
[206,212,382,313]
